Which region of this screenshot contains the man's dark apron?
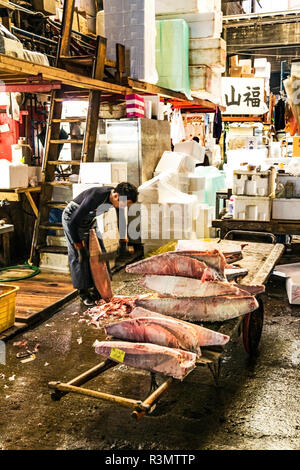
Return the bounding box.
[62,201,110,290]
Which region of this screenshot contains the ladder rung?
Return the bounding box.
[47,202,68,209]
[50,139,84,144]
[39,246,68,254]
[52,118,86,123]
[54,98,64,102]
[48,160,81,165]
[46,181,74,186]
[40,223,63,230]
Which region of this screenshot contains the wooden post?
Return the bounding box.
[116,43,126,84]
[82,36,107,163]
[59,0,75,59]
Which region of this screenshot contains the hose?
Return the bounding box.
[0,262,40,282]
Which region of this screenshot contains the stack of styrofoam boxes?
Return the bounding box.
[139,150,199,253]
[254,58,271,96]
[272,173,300,220]
[232,168,276,222]
[79,162,127,186]
[155,0,224,102]
[97,208,120,269]
[103,0,158,84]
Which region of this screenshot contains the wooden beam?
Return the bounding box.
[0,54,131,95]
[59,0,75,58]
[82,36,106,163]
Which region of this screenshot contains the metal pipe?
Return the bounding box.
[132,377,173,420]
[48,382,150,411]
[11,27,57,46]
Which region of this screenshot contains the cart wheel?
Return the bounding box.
[243,298,264,356]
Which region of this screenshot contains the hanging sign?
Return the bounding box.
[222,77,268,115]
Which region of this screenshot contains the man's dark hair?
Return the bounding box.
[115,182,138,203]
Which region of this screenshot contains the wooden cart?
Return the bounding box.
[48,236,284,420]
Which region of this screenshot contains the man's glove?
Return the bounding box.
[74,241,87,264]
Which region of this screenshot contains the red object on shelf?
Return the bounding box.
[0,106,20,162]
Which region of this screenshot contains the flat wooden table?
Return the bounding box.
[212,218,300,238]
[0,186,41,218]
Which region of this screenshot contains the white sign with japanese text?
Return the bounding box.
[222,77,268,115]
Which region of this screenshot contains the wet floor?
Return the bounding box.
[0,270,299,450]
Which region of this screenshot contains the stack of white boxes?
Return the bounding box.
[155,0,225,102]
[103,0,158,84]
[232,168,276,222]
[254,58,271,96]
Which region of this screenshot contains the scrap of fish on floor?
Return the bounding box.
[94,340,197,381]
[82,296,143,327]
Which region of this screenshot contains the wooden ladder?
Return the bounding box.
[29,35,107,266]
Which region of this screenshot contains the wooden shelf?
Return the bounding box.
[0,54,223,111]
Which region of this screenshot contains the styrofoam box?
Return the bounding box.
[156,0,221,14]
[272,198,300,220]
[155,0,201,14]
[155,151,196,174]
[79,162,127,184]
[233,196,272,222]
[156,11,223,39]
[28,166,42,183]
[174,141,205,164]
[189,65,212,93]
[189,175,206,192]
[233,169,276,197]
[0,37,24,60]
[286,276,300,305]
[0,162,28,189]
[73,183,104,199]
[276,174,300,198]
[189,38,226,70]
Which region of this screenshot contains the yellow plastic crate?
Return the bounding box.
[0,284,19,334]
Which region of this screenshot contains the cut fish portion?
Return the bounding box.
[105,316,201,355]
[234,284,265,295]
[126,253,215,280]
[174,250,227,280]
[130,307,230,346]
[136,295,259,322]
[94,340,196,380]
[139,275,241,298]
[89,229,113,303]
[225,267,248,280]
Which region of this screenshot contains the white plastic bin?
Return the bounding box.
[233,196,272,222]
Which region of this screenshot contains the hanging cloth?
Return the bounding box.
[213,106,223,144]
[274,98,286,131]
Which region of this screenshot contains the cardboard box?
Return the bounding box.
[230,67,242,77]
[230,55,239,68]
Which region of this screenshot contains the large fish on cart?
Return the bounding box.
[139,275,247,298]
[94,340,197,380]
[126,252,216,281]
[129,307,230,346]
[105,316,202,355]
[136,295,259,323]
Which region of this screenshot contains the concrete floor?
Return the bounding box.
[0,270,299,450]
